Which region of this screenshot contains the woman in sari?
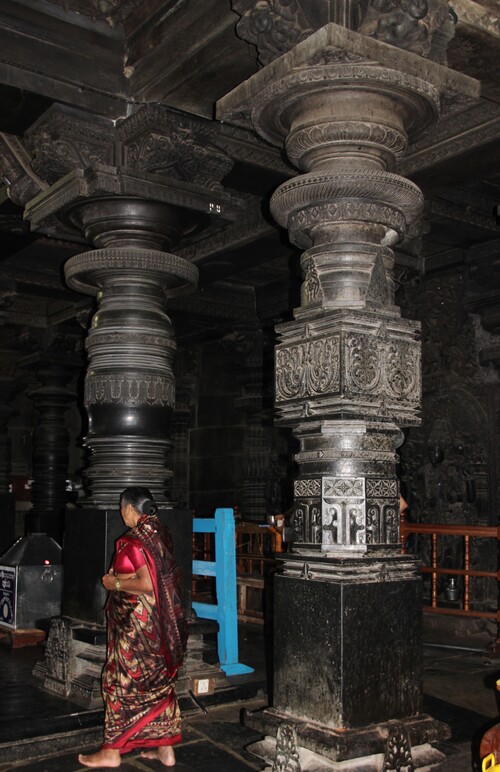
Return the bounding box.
[79,487,188,768]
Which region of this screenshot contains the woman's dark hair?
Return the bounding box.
[120,487,158,516]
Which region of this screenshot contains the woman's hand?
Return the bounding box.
[101,565,153,595]
[102,572,120,591]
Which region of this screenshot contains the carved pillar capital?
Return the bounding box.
[232,0,456,67]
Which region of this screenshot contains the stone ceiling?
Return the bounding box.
[0,0,500,348]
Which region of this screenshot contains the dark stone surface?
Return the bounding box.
[273,568,422,729]
[245,706,450,764]
[0,492,16,556]
[62,507,192,624]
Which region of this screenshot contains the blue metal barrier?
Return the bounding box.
[192,508,254,676]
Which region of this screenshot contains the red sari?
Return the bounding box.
[101,515,188,754]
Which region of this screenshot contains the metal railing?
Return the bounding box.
[400,517,500,624]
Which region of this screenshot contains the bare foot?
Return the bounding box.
[78,748,121,768]
[140,745,176,767]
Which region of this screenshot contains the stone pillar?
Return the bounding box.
[10,106,244,708]
[218,20,479,771]
[18,355,77,541]
[63,205,198,507]
[21,106,242,509]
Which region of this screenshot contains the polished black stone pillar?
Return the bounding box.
[218,19,479,770]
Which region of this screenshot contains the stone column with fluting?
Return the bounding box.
[218,21,479,771]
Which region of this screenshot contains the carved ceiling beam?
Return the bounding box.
[400,100,500,178]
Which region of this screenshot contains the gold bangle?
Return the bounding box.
[115,578,121,591]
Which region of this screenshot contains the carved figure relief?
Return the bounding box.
[398,269,499,618]
[358,0,455,62]
[44,617,71,685]
[233,0,313,67]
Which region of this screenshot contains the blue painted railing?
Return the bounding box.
[192,508,253,676]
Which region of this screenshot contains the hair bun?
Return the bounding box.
[141,499,157,515]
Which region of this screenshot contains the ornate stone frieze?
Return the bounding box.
[285,120,408,169]
[272,171,423,225]
[294,478,321,497]
[85,374,175,409]
[24,106,115,185]
[117,106,233,190]
[366,478,398,498]
[275,320,421,424]
[233,0,455,66]
[291,499,321,545]
[65,247,198,297]
[322,476,366,551]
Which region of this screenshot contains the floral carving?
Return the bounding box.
[272,722,301,772]
[85,374,175,408]
[275,336,340,402]
[345,335,382,394]
[385,341,421,399]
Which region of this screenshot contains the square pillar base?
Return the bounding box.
[245,711,449,771]
[245,553,450,768]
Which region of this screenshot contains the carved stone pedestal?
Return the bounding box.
[246,554,449,770]
[248,718,446,772]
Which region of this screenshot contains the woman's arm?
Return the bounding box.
[102,563,153,595]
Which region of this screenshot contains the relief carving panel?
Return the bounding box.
[322,476,366,550]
